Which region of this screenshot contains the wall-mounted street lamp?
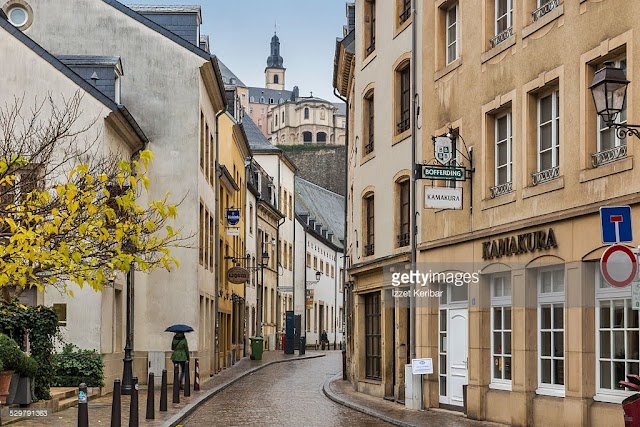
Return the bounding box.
[590,62,639,138]
[306,270,322,286]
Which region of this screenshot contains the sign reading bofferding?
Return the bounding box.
[482,228,558,260]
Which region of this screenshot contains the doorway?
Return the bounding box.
[438,283,468,408]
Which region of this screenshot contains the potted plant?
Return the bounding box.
[13,355,38,404]
[0,334,23,405]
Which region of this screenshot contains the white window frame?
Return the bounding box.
[7,6,28,27]
[490,273,512,390]
[537,89,560,172]
[594,268,637,404]
[446,2,459,65]
[597,57,628,152]
[537,266,565,397]
[495,0,513,36]
[495,111,512,186]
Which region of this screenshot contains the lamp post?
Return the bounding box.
[301,269,321,355]
[590,61,640,138]
[258,248,269,337]
[121,240,135,395]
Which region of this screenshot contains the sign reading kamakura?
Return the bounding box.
[482,228,558,260]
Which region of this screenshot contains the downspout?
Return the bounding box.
[333,88,348,355]
[214,109,225,374]
[292,175,296,351]
[275,215,285,349]
[301,221,307,355]
[409,0,422,409]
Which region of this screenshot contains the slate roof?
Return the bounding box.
[243,115,280,153]
[248,87,294,103]
[0,16,147,144]
[333,103,347,116]
[57,55,122,68]
[295,177,345,249]
[217,58,246,88]
[127,4,202,21]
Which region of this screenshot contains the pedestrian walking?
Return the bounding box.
[321,330,328,350]
[171,332,189,389]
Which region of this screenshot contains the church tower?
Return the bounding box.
[265,32,285,90]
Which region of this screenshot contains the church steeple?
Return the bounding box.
[265,32,286,90]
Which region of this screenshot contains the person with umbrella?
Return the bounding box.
[167,324,192,389]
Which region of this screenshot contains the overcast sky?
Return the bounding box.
[129,0,347,101]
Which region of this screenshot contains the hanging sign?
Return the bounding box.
[226,209,240,226]
[417,164,466,181]
[226,227,240,236]
[434,137,453,165]
[306,289,314,309]
[227,266,250,284]
[424,187,462,210]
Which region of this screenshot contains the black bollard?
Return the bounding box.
[110,379,122,427]
[159,370,168,412]
[172,364,180,404]
[78,383,89,427]
[145,373,155,420]
[129,377,139,427]
[184,361,191,397]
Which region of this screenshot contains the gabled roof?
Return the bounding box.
[295,177,345,249]
[127,4,202,22]
[243,115,280,153]
[248,87,294,103]
[333,103,347,116]
[0,16,147,146]
[217,58,246,88]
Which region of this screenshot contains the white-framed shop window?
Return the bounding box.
[491,273,512,390]
[595,268,638,404]
[537,266,565,397]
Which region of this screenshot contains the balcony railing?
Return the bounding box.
[399,4,411,25]
[531,166,560,185]
[366,41,376,56]
[592,144,627,168]
[490,181,513,198]
[364,141,374,155]
[364,243,375,257]
[397,117,410,134]
[397,232,410,247]
[532,0,560,22]
[490,27,513,49]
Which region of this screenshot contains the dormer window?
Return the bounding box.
[114,74,122,104]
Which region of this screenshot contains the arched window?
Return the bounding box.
[260,96,265,103]
[279,98,284,104]
[303,131,313,143]
[269,98,274,104]
[317,132,327,143]
[250,96,255,103]
[274,75,279,84]
[275,114,278,126]
[304,108,310,119]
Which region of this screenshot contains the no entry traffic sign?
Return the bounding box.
[601,244,638,288]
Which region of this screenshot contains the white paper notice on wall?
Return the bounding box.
[411,358,433,375]
[632,281,640,310]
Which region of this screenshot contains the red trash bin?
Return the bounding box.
[619,380,640,426]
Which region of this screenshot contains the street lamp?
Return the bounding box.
[258,248,269,338]
[300,270,321,356]
[121,238,136,395]
[590,62,639,138]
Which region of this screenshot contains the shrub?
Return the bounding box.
[17,355,39,378]
[52,344,104,388]
[0,334,24,371]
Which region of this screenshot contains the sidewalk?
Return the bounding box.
[323,375,506,427]
[2,351,325,427]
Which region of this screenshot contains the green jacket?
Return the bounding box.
[171,337,189,362]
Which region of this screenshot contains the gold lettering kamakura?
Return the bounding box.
[482,228,558,260]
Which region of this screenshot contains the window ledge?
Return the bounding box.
[522,176,564,199]
[489,382,512,392]
[393,129,411,145]
[593,393,629,404]
[360,152,376,166]
[481,190,516,210]
[481,36,516,64]
[579,156,633,183]
[536,387,565,398]
[361,378,383,385]
[435,58,462,81]
[394,17,412,39]
[362,52,377,71]
[522,4,564,40]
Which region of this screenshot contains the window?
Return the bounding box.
[538,267,565,395]
[314,303,318,332]
[274,75,279,84]
[399,0,411,25]
[250,96,255,103]
[597,58,627,153]
[320,260,324,275]
[535,89,560,183]
[317,132,327,143]
[397,65,411,134]
[249,204,253,234]
[304,108,310,120]
[495,112,513,187]
[491,274,512,388]
[288,243,293,270]
[307,252,311,267]
[364,91,374,155]
[320,110,326,120]
[288,194,293,219]
[364,194,375,256]
[260,96,265,104]
[53,303,67,327]
[365,292,382,380]
[495,0,513,35]
[596,268,639,401]
[364,0,376,56]
[7,6,28,27]
[533,0,560,22]
[303,131,313,144]
[313,256,318,270]
[397,180,410,247]
[282,111,285,123]
[446,2,459,65]
[199,202,204,265]
[275,114,278,127]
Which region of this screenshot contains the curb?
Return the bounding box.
[163,353,326,427]
[322,374,420,427]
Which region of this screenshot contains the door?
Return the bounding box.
[448,309,468,407]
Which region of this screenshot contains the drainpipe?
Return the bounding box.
[275,215,285,350]
[214,109,225,374]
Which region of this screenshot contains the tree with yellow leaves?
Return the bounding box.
[0,93,182,304]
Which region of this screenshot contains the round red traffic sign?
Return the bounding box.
[601,244,638,288]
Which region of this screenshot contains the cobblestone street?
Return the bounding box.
[183,351,390,427]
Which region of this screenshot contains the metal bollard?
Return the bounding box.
[78,383,89,427]
[159,370,168,412]
[172,364,180,404]
[194,359,200,391]
[110,379,122,427]
[145,373,154,420]
[184,360,191,397]
[129,377,139,427]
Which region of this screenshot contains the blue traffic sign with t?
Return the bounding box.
[600,206,633,244]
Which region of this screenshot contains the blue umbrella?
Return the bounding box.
[165,324,194,333]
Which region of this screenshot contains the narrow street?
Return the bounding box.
[183,352,390,426]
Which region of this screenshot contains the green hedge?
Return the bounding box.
[52,344,104,388]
